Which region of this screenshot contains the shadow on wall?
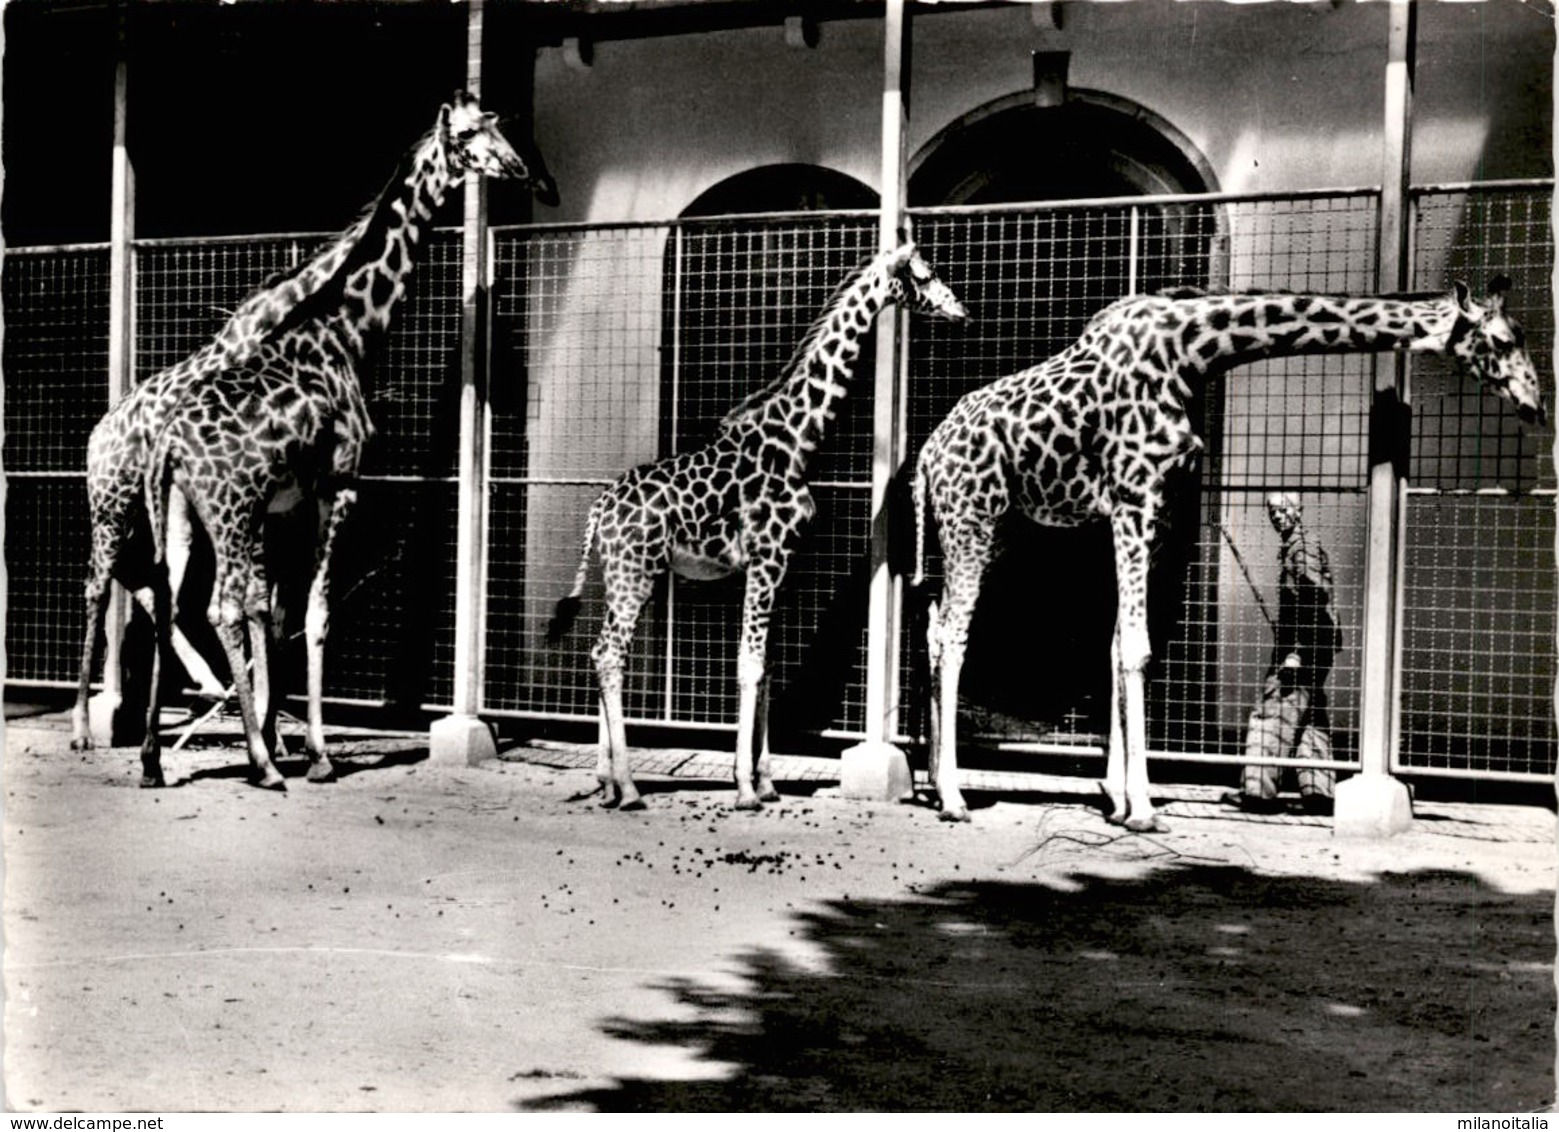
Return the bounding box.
[518,864,1554,1112]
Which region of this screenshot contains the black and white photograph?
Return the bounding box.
[2,0,1555,1114]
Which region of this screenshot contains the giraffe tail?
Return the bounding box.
[143,433,174,568]
[546,496,602,644]
[909,455,929,588]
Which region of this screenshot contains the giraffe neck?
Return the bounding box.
[719,253,896,472]
[216,124,458,363]
[1170,291,1458,374]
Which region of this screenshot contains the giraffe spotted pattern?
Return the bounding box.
[551,241,967,811]
[914,280,1544,829]
[76,91,555,791]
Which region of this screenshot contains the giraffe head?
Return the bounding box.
[885,242,968,323]
[1435,276,1545,425]
[440,91,559,207]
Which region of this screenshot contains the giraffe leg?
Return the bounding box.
[1102,623,1128,824]
[137,570,170,788]
[595,669,641,811]
[591,566,655,811]
[595,711,612,793]
[301,490,356,783]
[925,600,943,803]
[206,535,286,792]
[732,564,782,811]
[1104,513,1162,833]
[753,671,778,803]
[245,567,288,770]
[927,532,992,823]
[71,559,112,752]
[930,605,973,822]
[73,500,136,751]
[159,487,226,698]
[128,588,225,700]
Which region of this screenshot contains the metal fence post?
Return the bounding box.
[431,0,498,764]
[1336,0,1416,836]
[89,7,136,745]
[841,0,914,801]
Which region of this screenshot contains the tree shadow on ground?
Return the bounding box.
[519,864,1554,1112]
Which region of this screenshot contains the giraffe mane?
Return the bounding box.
[1087,285,1460,329]
[719,252,882,428]
[1164,286,1450,302]
[226,125,442,347]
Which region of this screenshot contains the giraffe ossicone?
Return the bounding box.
[550,240,967,812]
[74,91,555,791]
[913,278,1544,829]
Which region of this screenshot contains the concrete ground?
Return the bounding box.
[4,704,1554,1112]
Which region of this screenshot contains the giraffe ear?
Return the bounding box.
[1487,274,1513,309]
[1451,279,1473,312]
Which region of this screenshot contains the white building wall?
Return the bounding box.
[532,0,1551,226]
[514,0,1551,742]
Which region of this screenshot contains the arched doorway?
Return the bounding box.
[664,163,879,461]
[910,89,1218,205]
[683,163,879,218]
[906,91,1223,747]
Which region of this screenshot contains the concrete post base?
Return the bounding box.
[1333,773,1413,838]
[430,714,497,767]
[839,740,913,802]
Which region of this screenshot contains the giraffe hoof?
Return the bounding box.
[757,789,781,804]
[140,774,166,789]
[252,771,287,792]
[306,762,337,784]
[70,737,93,753]
[1124,815,1166,834]
[599,796,621,810]
[1097,784,1131,826]
[617,798,646,813]
[732,796,763,812]
[938,807,972,824]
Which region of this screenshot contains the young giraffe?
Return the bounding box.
[550,241,967,811]
[133,91,556,790]
[913,278,1545,829]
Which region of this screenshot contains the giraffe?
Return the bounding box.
[69,190,400,747]
[549,241,967,811]
[912,277,1545,829]
[124,91,556,790]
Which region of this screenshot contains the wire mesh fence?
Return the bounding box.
[487,216,880,736]
[3,245,111,684]
[10,232,466,707]
[1398,185,1555,777]
[904,193,1376,765]
[4,184,1553,782]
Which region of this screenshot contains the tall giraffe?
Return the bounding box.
[126,91,555,790]
[69,195,403,745]
[913,278,1545,828]
[550,241,967,811]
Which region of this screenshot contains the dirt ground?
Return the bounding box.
[4,709,1555,1113]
